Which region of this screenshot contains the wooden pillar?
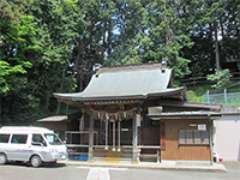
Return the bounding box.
[79,112,84,144]
[117,120,121,152]
[132,113,140,162]
[88,116,94,160]
[105,119,109,150]
[79,113,84,131]
[112,120,116,151]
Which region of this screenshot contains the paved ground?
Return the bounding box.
[0,162,239,180]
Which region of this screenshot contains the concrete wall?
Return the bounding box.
[214,114,240,161]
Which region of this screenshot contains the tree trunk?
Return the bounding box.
[214,23,221,71]
[220,17,225,63]
[75,38,83,91]
[220,17,224,38]
[44,91,50,113]
[56,69,65,115]
[107,21,112,56]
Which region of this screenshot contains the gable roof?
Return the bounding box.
[54,63,185,102]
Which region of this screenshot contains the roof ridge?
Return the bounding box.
[97,63,163,73]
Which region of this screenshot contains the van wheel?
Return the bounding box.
[0,153,7,165]
[30,155,42,168]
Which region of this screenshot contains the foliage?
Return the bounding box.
[0,4,36,94]
[105,0,192,78]
[186,90,204,103]
[1,0,240,124]
[0,60,28,94]
[207,69,232,89]
[186,84,211,103]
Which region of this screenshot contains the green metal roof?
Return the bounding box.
[54,64,184,102]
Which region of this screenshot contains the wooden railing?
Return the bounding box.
[66,144,161,162]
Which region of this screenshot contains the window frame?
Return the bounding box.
[10,134,28,145]
[0,134,10,143]
[31,134,47,147]
[44,133,63,145]
[178,129,210,145]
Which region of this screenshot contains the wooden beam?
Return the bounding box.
[150,115,216,120]
[147,100,221,111]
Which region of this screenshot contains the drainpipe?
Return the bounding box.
[208,115,214,165]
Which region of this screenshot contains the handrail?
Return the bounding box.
[65,131,97,134]
[138,145,161,149]
[66,144,88,148]
[66,144,161,149]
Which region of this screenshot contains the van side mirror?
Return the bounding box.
[42,141,47,147]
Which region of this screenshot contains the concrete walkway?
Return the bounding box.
[59,160,226,172]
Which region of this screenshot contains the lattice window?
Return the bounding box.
[179,129,209,145]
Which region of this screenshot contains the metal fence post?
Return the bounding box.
[207,90,210,104]
[224,88,228,104]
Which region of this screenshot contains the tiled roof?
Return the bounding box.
[54,63,184,102]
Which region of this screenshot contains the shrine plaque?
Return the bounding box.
[198,124,207,131]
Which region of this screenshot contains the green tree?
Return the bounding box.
[207,69,232,89]
[106,0,192,79]
[1,0,240,124]
[26,0,81,113]
[0,1,41,125]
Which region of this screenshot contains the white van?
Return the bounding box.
[0,126,68,167]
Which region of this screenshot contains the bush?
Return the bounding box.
[186,90,204,102]
[207,69,232,89]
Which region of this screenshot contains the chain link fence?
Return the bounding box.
[202,89,240,105]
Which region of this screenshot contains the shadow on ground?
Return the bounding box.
[5,161,66,168]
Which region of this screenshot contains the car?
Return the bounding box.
[0,126,68,167]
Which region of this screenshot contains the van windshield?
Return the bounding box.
[44,133,63,145]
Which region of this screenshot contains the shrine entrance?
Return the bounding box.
[93,118,133,161]
[89,106,137,162]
